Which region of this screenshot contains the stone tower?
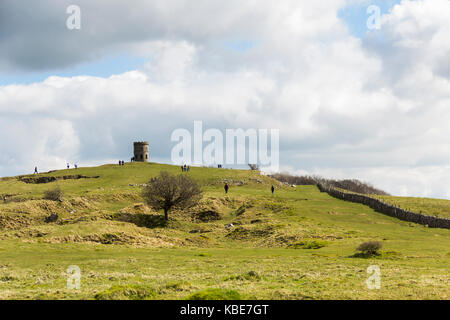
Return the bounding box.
[133,141,149,162]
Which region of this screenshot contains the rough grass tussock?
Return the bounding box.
[0,163,449,299]
[186,288,241,300]
[95,284,158,300]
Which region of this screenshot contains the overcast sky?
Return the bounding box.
[0,0,449,198]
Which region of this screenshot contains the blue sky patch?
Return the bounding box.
[338,0,401,38]
[0,53,146,86]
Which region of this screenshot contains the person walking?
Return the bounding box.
[271,185,275,195]
[34,167,38,174]
[224,183,229,194]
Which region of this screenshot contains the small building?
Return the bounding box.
[133,141,149,162]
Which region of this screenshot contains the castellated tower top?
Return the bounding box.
[133,141,149,162]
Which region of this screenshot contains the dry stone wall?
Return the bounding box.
[317,183,450,229]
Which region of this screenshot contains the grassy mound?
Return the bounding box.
[95,284,157,300]
[0,162,449,299]
[287,240,328,249]
[224,271,261,281]
[186,288,241,300]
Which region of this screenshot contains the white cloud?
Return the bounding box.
[0,0,450,198]
[0,118,79,175]
[298,165,450,199]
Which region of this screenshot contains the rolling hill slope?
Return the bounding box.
[0,162,448,299]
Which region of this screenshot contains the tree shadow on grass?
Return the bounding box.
[348,252,380,259]
[116,213,168,228]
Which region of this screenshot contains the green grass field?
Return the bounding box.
[373,195,450,219]
[0,163,449,300]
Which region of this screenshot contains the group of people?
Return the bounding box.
[33,161,276,196]
[224,183,275,195]
[34,163,78,174]
[38,161,124,170]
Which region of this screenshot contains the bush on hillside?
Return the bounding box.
[356,241,383,256]
[269,173,317,186]
[43,186,63,201]
[270,173,389,195]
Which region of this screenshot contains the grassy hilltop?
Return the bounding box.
[0,162,449,300]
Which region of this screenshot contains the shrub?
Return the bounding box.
[186,288,241,300]
[43,186,63,201]
[356,241,382,256]
[269,173,389,195]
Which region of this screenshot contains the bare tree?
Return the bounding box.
[142,171,203,221]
